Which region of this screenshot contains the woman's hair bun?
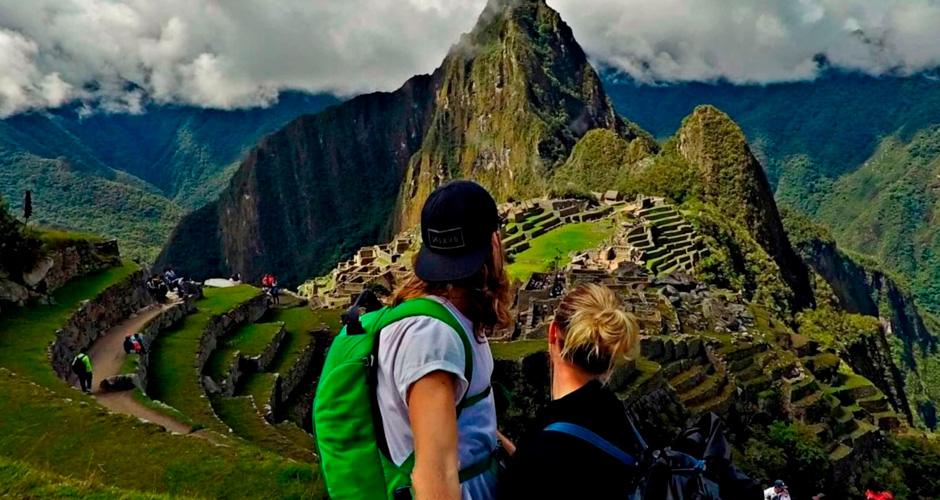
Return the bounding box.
[553,284,640,375]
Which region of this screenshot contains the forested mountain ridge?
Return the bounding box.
[604,74,940,315]
[0,93,338,262]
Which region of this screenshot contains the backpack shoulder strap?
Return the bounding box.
[372,297,474,389]
[544,422,638,467]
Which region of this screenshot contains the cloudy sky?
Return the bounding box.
[1,0,939,117]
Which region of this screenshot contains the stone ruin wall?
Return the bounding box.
[102,294,201,392]
[1,239,122,312]
[50,268,153,380]
[217,323,287,397]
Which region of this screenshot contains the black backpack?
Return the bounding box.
[71,354,87,374]
[549,413,761,500]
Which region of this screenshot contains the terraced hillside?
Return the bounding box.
[625,201,708,276]
[0,255,323,499]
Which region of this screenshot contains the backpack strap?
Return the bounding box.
[544,422,638,467]
[372,297,479,406]
[371,297,495,484]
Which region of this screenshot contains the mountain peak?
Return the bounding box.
[677,105,814,309]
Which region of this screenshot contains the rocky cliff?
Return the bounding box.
[158,0,648,285]
[785,211,940,428]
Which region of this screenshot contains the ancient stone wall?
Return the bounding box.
[269,328,333,422]
[100,295,200,392]
[45,240,122,293]
[218,324,287,397]
[50,268,152,380]
[2,240,122,312]
[195,294,268,377]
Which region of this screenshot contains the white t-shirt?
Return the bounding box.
[376,297,498,500]
[765,487,791,500]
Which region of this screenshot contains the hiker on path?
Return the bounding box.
[132,333,145,354]
[497,284,642,499]
[123,334,135,354]
[765,480,791,500]
[72,347,93,394]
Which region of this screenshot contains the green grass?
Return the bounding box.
[0,260,139,390]
[508,220,615,281]
[267,307,342,377]
[0,455,189,500]
[0,369,320,500]
[148,286,260,431]
[490,339,548,360]
[211,396,315,462]
[131,388,200,431]
[240,373,278,409]
[206,323,284,382]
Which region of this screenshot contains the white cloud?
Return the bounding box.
[0,0,939,116]
[552,0,940,84]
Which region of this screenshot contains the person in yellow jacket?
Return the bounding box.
[71,347,93,394]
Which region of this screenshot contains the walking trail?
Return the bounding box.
[78,302,194,435]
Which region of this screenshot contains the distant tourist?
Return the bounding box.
[498,283,642,499]
[315,181,510,499]
[71,347,93,394]
[262,274,280,305]
[147,275,168,303]
[132,333,145,354]
[765,480,791,500]
[123,334,135,354]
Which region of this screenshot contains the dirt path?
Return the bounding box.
[79,302,194,436]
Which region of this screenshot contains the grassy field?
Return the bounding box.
[206,322,284,382]
[267,307,342,377]
[211,395,316,462]
[0,369,321,500]
[490,339,548,360]
[0,455,190,500]
[147,286,260,431]
[0,260,139,390]
[508,220,614,281]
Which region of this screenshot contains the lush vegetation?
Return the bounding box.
[206,322,284,382]
[0,262,320,499]
[508,220,615,281]
[737,421,831,499]
[147,286,260,431]
[606,74,940,317]
[0,94,338,263]
[859,433,940,500]
[0,194,40,279]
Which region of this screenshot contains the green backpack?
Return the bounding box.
[313,296,494,500]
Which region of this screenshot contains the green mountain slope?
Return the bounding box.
[605,74,940,315]
[0,94,338,261]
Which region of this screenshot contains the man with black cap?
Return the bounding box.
[375,180,512,500]
[765,480,791,500]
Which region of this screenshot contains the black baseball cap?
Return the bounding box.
[414,180,500,282]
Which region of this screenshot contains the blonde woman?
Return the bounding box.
[498,284,642,499]
[377,181,512,500]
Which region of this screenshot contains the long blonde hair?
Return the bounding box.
[553,284,639,375]
[392,240,512,340]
